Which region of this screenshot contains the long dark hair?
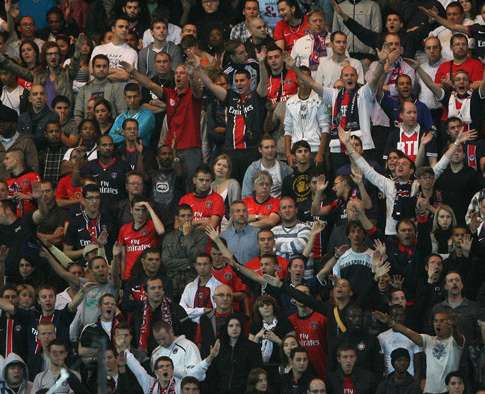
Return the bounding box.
[220,313,247,344]
[245,368,269,394]
[19,39,40,69]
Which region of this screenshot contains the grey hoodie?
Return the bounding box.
[0,353,33,394]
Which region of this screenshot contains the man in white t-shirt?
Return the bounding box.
[90,16,138,72]
[377,305,422,376]
[314,31,364,87]
[374,308,465,394]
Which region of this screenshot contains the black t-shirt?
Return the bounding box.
[224,90,267,150]
[468,24,485,58]
[0,213,37,278]
[282,167,315,222]
[80,158,130,203]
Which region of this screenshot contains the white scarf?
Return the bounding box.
[448,91,472,125]
[261,318,278,363]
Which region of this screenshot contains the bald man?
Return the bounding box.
[288,44,389,170]
[245,17,275,60]
[308,378,327,394]
[17,84,58,149]
[198,284,235,358]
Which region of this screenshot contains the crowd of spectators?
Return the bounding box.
[0,0,484,393]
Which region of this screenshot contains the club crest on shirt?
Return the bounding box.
[111,172,118,179]
[224,272,233,281]
[205,200,213,208]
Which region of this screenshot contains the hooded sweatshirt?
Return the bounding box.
[0,353,33,394]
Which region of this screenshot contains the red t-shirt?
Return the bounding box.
[7,171,41,216]
[288,311,328,379]
[56,175,81,201]
[245,255,289,279]
[273,17,310,51]
[434,57,484,85]
[163,87,202,150]
[243,195,280,217]
[212,265,247,311]
[179,192,225,223]
[267,69,298,105]
[117,219,159,280]
[343,376,356,394]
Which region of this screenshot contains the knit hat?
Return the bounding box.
[390,348,410,367]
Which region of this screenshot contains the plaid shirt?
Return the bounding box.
[230,21,272,42]
[40,145,67,185]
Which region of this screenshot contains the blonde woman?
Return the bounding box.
[211,154,241,231]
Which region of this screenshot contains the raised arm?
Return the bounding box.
[373,310,424,347]
[350,169,372,210]
[368,46,397,93]
[418,6,468,34]
[67,282,97,312]
[283,53,323,95]
[142,201,165,236]
[0,52,33,82]
[415,131,434,169]
[302,220,326,258]
[39,244,81,287]
[205,226,266,285]
[119,61,164,98]
[111,243,122,292]
[255,48,268,98]
[189,54,228,102]
[405,58,444,99]
[339,127,390,193]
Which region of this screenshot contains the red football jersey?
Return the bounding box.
[267,69,298,105]
[288,311,328,379]
[212,265,247,312]
[117,219,159,280]
[273,17,310,51]
[7,171,41,216]
[179,192,225,223]
[243,196,280,217]
[56,175,82,202]
[245,255,288,280]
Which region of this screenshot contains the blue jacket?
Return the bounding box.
[109,108,156,146]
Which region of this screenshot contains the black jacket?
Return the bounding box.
[327,367,375,394]
[375,371,421,394]
[207,337,262,394]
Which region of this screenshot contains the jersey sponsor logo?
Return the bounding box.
[156,181,170,193]
[299,332,320,347]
